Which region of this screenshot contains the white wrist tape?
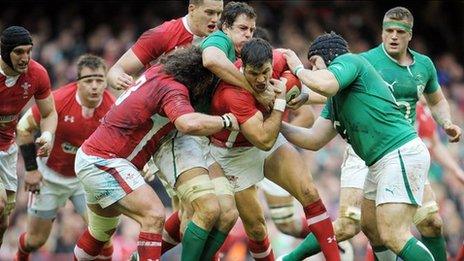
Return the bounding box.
[273,99,286,112]
[40,131,53,144]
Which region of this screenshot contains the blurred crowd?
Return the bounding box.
[1,1,463,260]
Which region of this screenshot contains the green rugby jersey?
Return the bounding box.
[195,30,237,114]
[360,44,440,124]
[321,53,417,166]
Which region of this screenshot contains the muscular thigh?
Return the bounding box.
[264,143,318,201]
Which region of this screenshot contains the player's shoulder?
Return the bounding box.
[359,44,385,64]
[27,59,49,78]
[156,17,187,34]
[333,53,363,65]
[203,30,229,43]
[410,49,435,69]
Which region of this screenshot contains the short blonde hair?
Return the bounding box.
[383,7,414,27]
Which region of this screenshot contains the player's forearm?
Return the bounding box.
[281,122,321,150]
[175,113,225,136]
[296,69,339,97]
[306,89,328,105]
[429,99,452,127]
[255,110,283,150]
[39,110,57,136]
[107,65,125,88]
[204,56,252,93]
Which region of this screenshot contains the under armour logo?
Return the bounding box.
[64,115,75,122]
[327,235,337,244]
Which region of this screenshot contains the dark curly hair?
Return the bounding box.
[160,46,213,103]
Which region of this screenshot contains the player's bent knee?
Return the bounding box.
[88,208,120,242]
[26,233,48,250]
[416,212,443,237]
[335,217,361,241]
[195,197,220,225]
[243,215,267,240]
[336,206,361,240]
[142,207,166,230]
[414,201,442,236]
[213,176,238,227]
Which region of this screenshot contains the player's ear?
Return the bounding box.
[188,3,197,13]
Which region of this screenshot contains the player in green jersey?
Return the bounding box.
[278,7,462,261]
[280,32,435,261]
[358,7,461,261]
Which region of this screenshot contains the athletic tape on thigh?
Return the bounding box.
[340,206,361,221]
[212,177,234,196]
[3,193,15,216]
[88,208,120,242]
[176,175,215,203]
[269,204,295,224]
[413,201,439,225]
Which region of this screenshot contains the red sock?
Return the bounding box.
[298,216,312,238]
[248,235,275,261]
[457,242,464,261]
[303,199,340,261]
[161,211,181,254]
[96,245,113,261]
[15,233,30,261]
[74,229,106,260]
[137,231,162,260]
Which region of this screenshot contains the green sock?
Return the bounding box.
[421,235,446,261]
[181,221,210,261]
[199,228,228,260]
[399,237,434,261]
[372,245,397,261]
[283,233,321,261]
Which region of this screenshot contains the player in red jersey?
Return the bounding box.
[251,26,327,242]
[210,38,340,261]
[0,26,57,247]
[73,47,238,261]
[107,0,224,90]
[14,54,114,261]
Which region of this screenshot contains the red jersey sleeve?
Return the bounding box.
[132,25,170,66]
[33,66,52,100]
[222,88,258,124]
[160,85,195,123]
